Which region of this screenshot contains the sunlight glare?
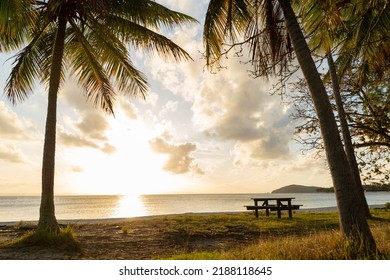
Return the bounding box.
[61,111,188,195]
[113,195,147,218]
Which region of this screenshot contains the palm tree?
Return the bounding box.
[295,0,372,218]
[337,0,390,82]
[1,0,197,232]
[203,0,377,253]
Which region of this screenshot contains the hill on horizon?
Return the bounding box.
[272,184,333,193]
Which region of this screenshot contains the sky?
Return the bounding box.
[0,0,333,195]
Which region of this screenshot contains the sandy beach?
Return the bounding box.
[0,205,387,260]
[0,212,264,260]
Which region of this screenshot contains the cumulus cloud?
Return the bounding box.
[120,99,138,120]
[60,79,96,112]
[76,112,109,141]
[159,100,178,117]
[193,58,294,166]
[144,25,203,103]
[0,143,28,163]
[58,111,116,154]
[101,143,117,155]
[58,129,100,149]
[284,152,328,175]
[158,0,207,15]
[149,134,204,175]
[56,81,119,154]
[233,136,290,167]
[143,24,294,168]
[0,101,37,140]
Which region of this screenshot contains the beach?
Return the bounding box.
[0,212,261,260]
[1,205,389,260]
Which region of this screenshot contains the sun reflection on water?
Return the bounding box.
[113,195,147,218]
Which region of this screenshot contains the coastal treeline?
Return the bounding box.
[316,184,390,193]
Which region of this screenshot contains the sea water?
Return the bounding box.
[0,192,389,223]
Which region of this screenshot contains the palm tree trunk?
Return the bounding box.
[326,52,371,218]
[278,0,377,253]
[38,15,67,232]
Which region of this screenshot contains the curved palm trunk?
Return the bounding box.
[327,52,371,218]
[38,15,67,232]
[278,0,377,253]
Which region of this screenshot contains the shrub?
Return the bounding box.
[1,225,81,252]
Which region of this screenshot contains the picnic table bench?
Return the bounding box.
[244,197,302,218]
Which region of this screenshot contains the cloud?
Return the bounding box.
[58,129,100,149]
[144,25,203,103]
[120,99,138,120]
[157,0,208,22]
[149,134,204,175]
[71,166,84,173]
[0,143,28,163]
[60,80,92,112]
[284,152,328,175]
[192,58,294,166]
[76,112,109,141]
[233,136,290,167]
[0,101,37,140]
[159,100,178,117]
[56,82,119,154]
[101,143,117,155]
[143,24,294,168]
[58,128,116,154]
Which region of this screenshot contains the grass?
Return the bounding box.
[164,209,390,260]
[0,225,81,252]
[1,208,389,259]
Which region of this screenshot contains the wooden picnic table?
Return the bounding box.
[245,197,302,218]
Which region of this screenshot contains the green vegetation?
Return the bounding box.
[162,209,390,260]
[1,209,389,259]
[272,184,390,193]
[0,225,80,252]
[121,226,129,235]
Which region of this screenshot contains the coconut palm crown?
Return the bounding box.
[1,0,197,231]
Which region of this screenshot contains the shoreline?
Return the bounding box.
[0,204,385,226]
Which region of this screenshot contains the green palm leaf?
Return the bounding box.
[1,0,197,231]
[204,0,251,67]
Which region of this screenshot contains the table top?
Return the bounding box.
[251,197,295,201]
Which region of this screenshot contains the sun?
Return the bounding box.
[59,113,188,195]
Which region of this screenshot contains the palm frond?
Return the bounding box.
[108,0,198,30]
[67,18,117,114]
[0,0,38,51]
[80,15,149,97]
[337,0,390,80]
[2,0,196,112]
[4,17,54,104]
[245,0,292,77]
[102,14,193,62]
[203,0,251,67]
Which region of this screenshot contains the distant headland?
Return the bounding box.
[272,184,390,193]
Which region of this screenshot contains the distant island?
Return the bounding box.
[272,184,390,193]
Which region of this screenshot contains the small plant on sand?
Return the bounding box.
[1,225,80,252]
[121,226,129,234]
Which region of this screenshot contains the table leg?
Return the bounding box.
[264,201,270,216]
[254,201,259,218]
[277,201,281,218]
[288,200,292,218]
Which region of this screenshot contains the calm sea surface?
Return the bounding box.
[1,192,389,222]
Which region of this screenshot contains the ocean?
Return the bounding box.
[1,192,389,223]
